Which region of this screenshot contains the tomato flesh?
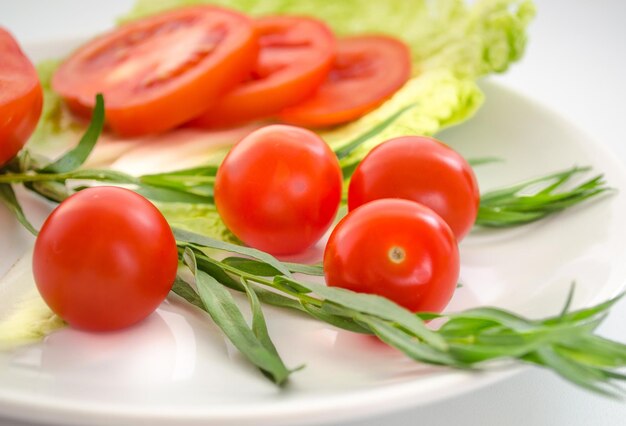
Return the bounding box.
[33,187,178,331]
[348,136,480,241]
[279,36,411,127]
[324,199,459,313]
[52,6,258,136]
[0,28,43,166]
[215,124,342,255]
[192,16,335,128]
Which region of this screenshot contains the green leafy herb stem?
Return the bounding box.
[173,228,626,396]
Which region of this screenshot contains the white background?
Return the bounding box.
[1,0,626,425]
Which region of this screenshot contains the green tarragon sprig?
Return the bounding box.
[476,166,611,227]
[172,228,626,396]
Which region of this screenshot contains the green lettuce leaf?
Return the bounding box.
[157,203,240,244]
[0,252,66,350]
[324,69,484,170]
[30,60,87,159]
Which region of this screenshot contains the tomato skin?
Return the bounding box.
[192,16,335,128]
[279,36,411,127]
[32,187,178,331]
[215,125,342,255]
[0,28,43,166]
[324,199,459,313]
[52,6,258,137]
[348,136,480,241]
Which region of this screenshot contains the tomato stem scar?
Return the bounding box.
[388,246,405,264]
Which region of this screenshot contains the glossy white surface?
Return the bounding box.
[2,1,626,425]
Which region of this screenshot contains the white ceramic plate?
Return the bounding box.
[1,40,626,426]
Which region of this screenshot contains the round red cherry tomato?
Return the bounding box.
[192,16,335,128]
[0,28,43,166]
[348,136,480,241]
[52,6,258,137]
[215,125,342,255]
[33,187,178,331]
[324,199,459,313]
[278,35,411,127]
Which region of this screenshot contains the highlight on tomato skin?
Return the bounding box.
[324,198,460,313]
[191,15,336,128]
[0,28,43,167]
[32,187,179,332]
[51,6,259,137]
[214,124,343,255]
[347,136,480,241]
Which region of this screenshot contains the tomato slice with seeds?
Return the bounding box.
[192,16,335,128]
[0,28,43,166]
[279,35,411,128]
[52,6,258,137]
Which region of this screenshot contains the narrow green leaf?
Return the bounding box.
[174,228,292,277]
[222,257,323,277]
[273,276,312,294]
[136,184,212,204]
[534,347,623,398]
[284,262,325,276]
[448,307,534,331]
[182,247,198,275]
[0,184,38,236]
[0,169,136,185]
[334,104,414,160]
[438,317,500,338]
[467,157,503,167]
[222,257,285,277]
[277,278,446,351]
[480,167,589,204]
[559,283,577,319]
[40,94,105,173]
[195,269,293,385]
[300,302,371,334]
[171,274,204,310]
[476,166,611,228]
[475,207,545,227]
[241,277,284,359]
[356,315,462,366]
[193,252,305,312]
[181,249,294,384]
[448,341,540,363]
[142,165,219,179]
[193,250,244,291]
[557,335,626,368]
[24,180,71,203]
[248,287,305,312]
[543,294,624,326]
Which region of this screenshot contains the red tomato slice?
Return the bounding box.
[192,16,335,128]
[278,35,411,127]
[0,28,43,166]
[52,6,258,137]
